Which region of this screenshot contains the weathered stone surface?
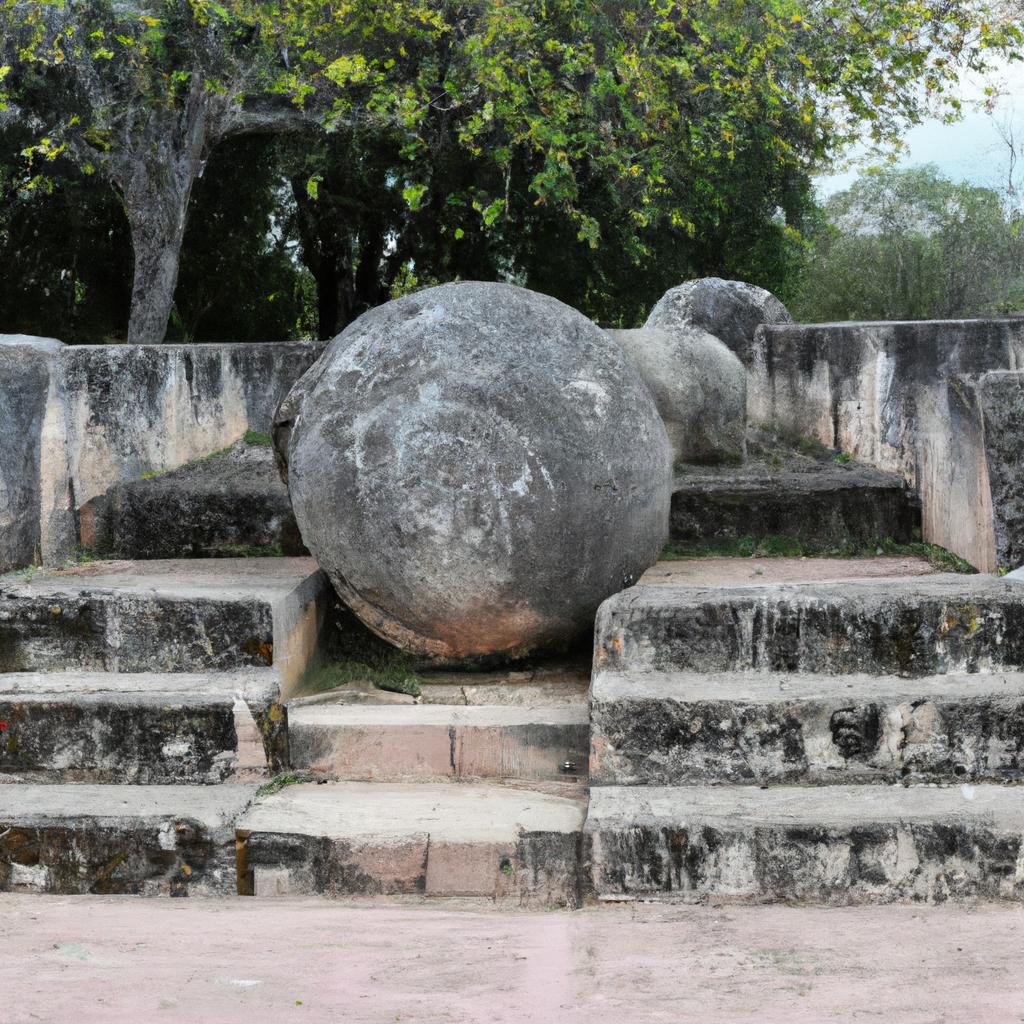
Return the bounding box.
[0,558,327,690]
[974,373,1024,571]
[238,781,587,905]
[669,425,920,551]
[749,319,1024,569]
[671,470,918,551]
[591,670,1024,785]
[586,784,1024,903]
[0,783,254,895]
[594,576,1024,678]
[749,320,1024,474]
[0,339,322,569]
[287,703,589,782]
[0,669,285,783]
[917,371,1024,572]
[645,278,792,367]
[279,282,671,662]
[642,555,937,587]
[80,440,305,559]
[607,327,745,466]
[0,336,63,572]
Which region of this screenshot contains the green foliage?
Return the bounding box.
[256,771,314,798]
[297,658,423,699]
[2,1,1021,338]
[0,125,131,342]
[243,430,273,447]
[168,136,317,342]
[795,165,1024,321]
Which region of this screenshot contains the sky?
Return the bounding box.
[814,57,1024,198]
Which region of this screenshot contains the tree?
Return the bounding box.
[0,123,132,342]
[279,0,1024,335]
[0,124,315,343]
[1,0,456,343]
[794,165,1024,320]
[3,0,1021,341]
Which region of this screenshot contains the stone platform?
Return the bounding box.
[587,784,1024,903]
[0,669,284,783]
[0,557,327,694]
[237,781,587,904]
[670,428,919,553]
[79,440,305,559]
[0,783,254,895]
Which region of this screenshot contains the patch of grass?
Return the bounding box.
[244,429,273,447]
[298,655,423,699]
[256,771,313,798]
[834,451,853,465]
[661,535,978,572]
[71,547,116,566]
[208,543,285,558]
[138,445,235,481]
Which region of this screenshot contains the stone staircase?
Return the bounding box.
[587,568,1024,903]
[2,464,1021,906]
[0,557,323,895]
[0,556,590,904]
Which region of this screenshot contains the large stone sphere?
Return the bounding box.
[276,282,672,662]
[645,277,792,367]
[607,326,746,466]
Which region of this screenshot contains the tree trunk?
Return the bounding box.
[120,84,211,343]
[124,188,190,344]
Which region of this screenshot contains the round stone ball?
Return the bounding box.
[277,281,672,662]
[645,277,792,367]
[607,326,746,467]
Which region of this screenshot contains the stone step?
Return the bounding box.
[0,558,327,695]
[287,702,590,782]
[0,783,255,895]
[236,781,587,905]
[79,440,306,560]
[596,574,1024,678]
[671,467,919,552]
[590,670,1024,786]
[586,784,1024,904]
[0,670,285,784]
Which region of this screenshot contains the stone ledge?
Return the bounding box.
[586,783,1024,903]
[591,669,1024,785]
[0,783,256,895]
[237,781,587,905]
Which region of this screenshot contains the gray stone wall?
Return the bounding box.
[749,318,1024,570]
[0,339,324,571]
[749,319,1024,484]
[0,337,64,572]
[922,371,1024,572]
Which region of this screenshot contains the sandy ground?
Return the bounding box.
[2,895,1023,1024]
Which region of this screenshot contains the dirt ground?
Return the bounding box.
[2,895,1023,1024]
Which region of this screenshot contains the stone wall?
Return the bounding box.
[749,318,1024,569]
[0,337,64,572]
[919,371,1024,573]
[749,319,1024,483]
[0,339,323,571]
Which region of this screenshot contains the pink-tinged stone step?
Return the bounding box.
[236,781,587,905]
[286,703,589,782]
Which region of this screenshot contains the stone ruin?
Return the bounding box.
[1,280,1024,905]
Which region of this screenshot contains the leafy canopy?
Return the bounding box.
[795,165,1024,320]
[1,0,1021,335]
